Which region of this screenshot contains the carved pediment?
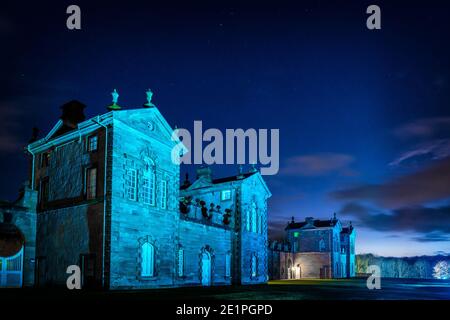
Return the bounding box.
[185,177,213,190]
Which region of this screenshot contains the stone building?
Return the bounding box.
[268,214,355,279]
[0,93,271,289]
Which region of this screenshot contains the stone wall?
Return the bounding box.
[289,228,332,252]
[239,174,269,284]
[177,220,232,286]
[108,112,180,289]
[36,203,103,285]
[293,252,331,278]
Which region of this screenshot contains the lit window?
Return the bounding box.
[178,248,184,277]
[251,254,257,278]
[160,180,167,209]
[221,190,231,201]
[87,135,98,152]
[140,242,155,277]
[225,253,231,277]
[126,169,137,201]
[86,167,97,199]
[251,203,257,233]
[142,172,155,205]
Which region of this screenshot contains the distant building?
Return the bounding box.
[269,214,355,279]
[0,96,271,289]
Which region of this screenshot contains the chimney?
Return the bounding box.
[196,166,212,182]
[60,100,86,128]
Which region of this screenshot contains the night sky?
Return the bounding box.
[1,1,450,257]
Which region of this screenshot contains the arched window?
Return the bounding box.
[258,214,263,234]
[178,248,184,277]
[245,210,250,231]
[142,171,156,205]
[225,253,231,277]
[201,251,212,286]
[142,158,156,205]
[319,239,325,252]
[251,203,257,233]
[140,242,155,277]
[251,254,257,278]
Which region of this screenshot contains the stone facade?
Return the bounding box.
[180,166,271,285]
[269,215,355,279]
[3,100,271,289]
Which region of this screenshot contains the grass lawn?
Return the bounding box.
[1,278,449,300]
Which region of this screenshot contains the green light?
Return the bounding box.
[294,232,299,238]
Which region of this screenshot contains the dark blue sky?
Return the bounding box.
[1,1,450,256]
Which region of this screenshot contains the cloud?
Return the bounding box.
[331,158,450,209]
[280,153,356,176]
[389,139,450,166]
[339,202,450,237]
[413,232,450,243]
[394,117,450,139]
[390,117,450,167]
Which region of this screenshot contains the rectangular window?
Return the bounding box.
[246,211,250,232]
[40,178,49,204]
[87,135,98,152]
[178,249,184,277]
[142,172,155,205]
[251,208,257,233]
[160,180,167,209]
[221,189,231,201]
[86,167,97,199]
[126,169,137,201]
[225,253,231,277]
[41,152,50,168]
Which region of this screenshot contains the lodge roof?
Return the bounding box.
[285,219,338,230]
[341,226,354,235]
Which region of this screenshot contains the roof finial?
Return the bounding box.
[112,89,119,104]
[333,212,337,221]
[144,88,156,108]
[107,89,121,110]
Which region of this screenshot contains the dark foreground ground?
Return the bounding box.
[2,278,450,300]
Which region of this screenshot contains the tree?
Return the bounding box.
[432,261,450,280]
[414,259,431,279]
